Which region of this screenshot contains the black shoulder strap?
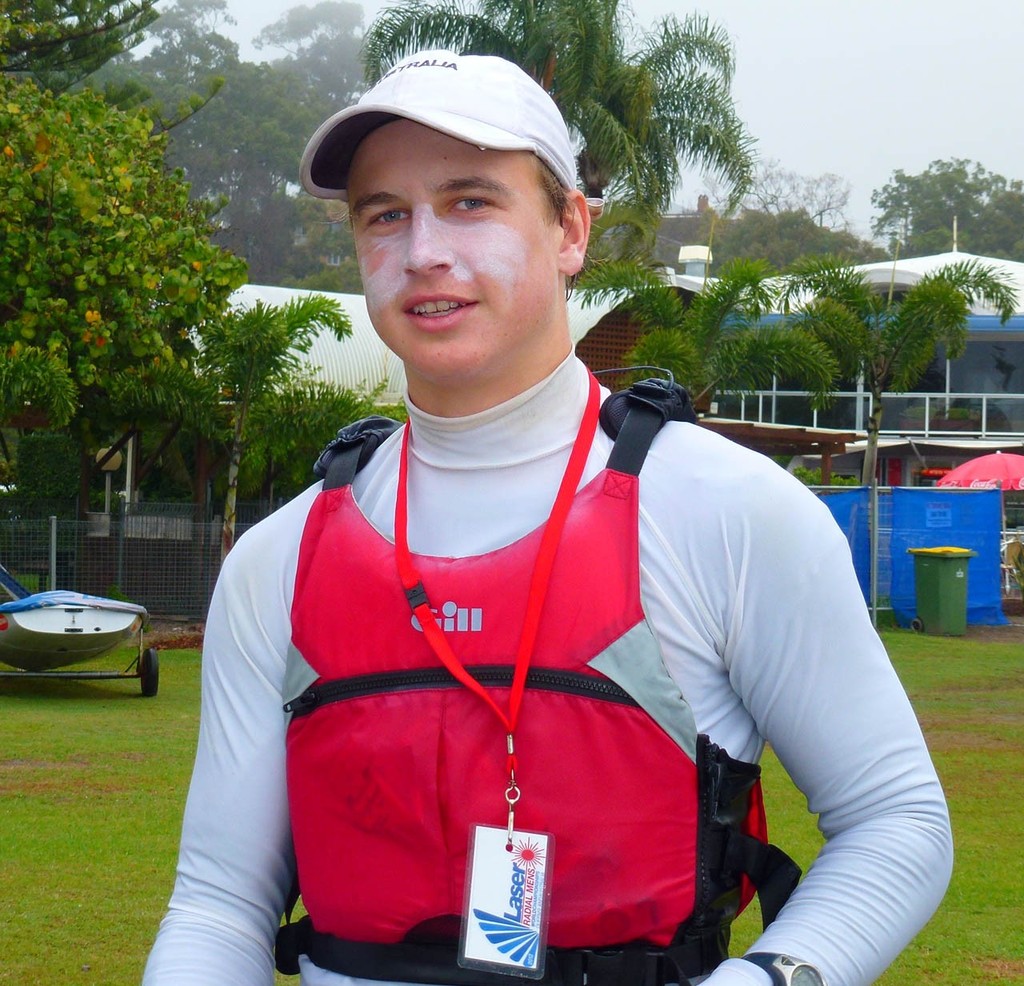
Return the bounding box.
[313,415,403,490]
[600,377,697,476]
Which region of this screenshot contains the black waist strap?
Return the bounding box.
[277,917,722,985]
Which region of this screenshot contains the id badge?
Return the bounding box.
[459,825,554,979]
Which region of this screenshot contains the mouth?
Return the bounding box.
[408,299,466,317]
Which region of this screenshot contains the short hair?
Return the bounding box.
[535,158,585,297]
[536,158,571,226]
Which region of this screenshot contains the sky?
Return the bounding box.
[220,0,1024,244]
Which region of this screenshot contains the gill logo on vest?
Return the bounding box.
[410,600,483,633]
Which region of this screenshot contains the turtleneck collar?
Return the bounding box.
[404,355,594,470]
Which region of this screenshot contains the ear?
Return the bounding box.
[557,189,591,278]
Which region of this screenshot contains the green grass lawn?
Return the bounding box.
[1,631,1022,984]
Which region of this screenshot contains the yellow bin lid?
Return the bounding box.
[907,546,978,556]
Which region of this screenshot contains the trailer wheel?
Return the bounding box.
[140,648,159,697]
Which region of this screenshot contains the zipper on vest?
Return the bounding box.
[284,665,638,717]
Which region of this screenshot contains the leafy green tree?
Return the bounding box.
[12,431,78,499]
[280,196,362,291]
[780,256,1019,484]
[362,0,753,214]
[133,0,239,93]
[791,465,859,488]
[0,75,248,509]
[167,60,328,283]
[585,199,655,266]
[706,208,886,270]
[242,380,377,501]
[285,261,364,295]
[91,0,238,119]
[255,1,365,104]
[701,159,873,263]
[579,258,838,411]
[0,349,77,429]
[871,158,1024,259]
[196,295,353,557]
[1,0,158,91]
[106,0,355,285]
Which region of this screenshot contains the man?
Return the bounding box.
[143,50,951,986]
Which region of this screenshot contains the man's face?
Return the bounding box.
[348,119,589,417]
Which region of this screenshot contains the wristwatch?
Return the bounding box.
[742,953,828,986]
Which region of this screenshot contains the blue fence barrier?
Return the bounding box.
[889,488,1005,627]
[819,486,1007,626]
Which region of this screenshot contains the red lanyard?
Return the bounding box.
[394,373,601,839]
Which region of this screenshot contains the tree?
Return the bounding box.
[747,158,852,229]
[196,294,353,557]
[780,256,1019,484]
[157,60,326,282]
[362,0,754,215]
[255,1,365,105]
[578,258,838,411]
[105,0,358,285]
[706,208,885,270]
[91,0,238,121]
[1,0,158,91]
[0,75,248,509]
[0,349,77,430]
[282,196,363,293]
[131,0,239,94]
[871,158,1024,259]
[242,379,378,501]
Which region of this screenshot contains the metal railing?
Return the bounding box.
[714,390,1024,439]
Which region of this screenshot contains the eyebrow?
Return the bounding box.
[438,176,513,199]
[349,175,515,219]
[349,190,401,220]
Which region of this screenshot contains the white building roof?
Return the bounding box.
[855,251,1024,316]
[228,284,619,403]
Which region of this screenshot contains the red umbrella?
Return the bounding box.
[937,452,1024,491]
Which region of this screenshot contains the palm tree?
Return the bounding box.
[196,294,352,558]
[780,256,1018,484]
[362,0,754,214]
[578,257,838,412]
[0,349,77,429]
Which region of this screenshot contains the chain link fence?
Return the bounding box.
[1,499,277,619]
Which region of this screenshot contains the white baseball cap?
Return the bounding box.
[299,49,578,200]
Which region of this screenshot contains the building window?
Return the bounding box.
[948,340,1024,395]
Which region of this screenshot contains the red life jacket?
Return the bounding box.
[280,392,799,982]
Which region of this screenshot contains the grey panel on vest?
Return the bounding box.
[589,621,698,759]
[283,641,320,723]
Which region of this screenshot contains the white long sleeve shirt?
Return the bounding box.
[143,356,952,986]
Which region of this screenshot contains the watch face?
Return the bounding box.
[791,965,826,986]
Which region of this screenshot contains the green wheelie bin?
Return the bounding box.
[907,546,977,636]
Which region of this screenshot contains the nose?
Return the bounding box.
[405,207,454,274]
